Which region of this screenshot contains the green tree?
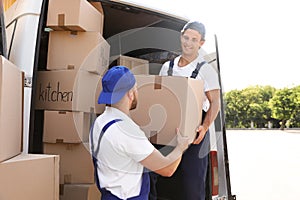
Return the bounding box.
[224,85,276,128]
[241,86,275,128]
[269,88,296,129]
[224,90,248,128]
[289,86,300,127]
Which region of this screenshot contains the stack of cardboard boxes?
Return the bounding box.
[32,0,204,197]
[0,56,59,200]
[35,0,110,199]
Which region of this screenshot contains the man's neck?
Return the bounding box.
[179,54,198,67]
[112,103,130,117]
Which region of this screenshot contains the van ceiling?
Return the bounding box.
[97,0,188,39]
[91,0,188,69]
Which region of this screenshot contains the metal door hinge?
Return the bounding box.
[24,76,32,88]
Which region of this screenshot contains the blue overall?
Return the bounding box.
[90,119,150,200]
[180,130,210,200]
[149,131,210,200]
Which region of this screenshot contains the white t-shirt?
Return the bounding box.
[90,107,155,199]
[159,55,220,111]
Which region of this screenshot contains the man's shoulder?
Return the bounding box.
[162,60,170,67]
[116,119,145,136]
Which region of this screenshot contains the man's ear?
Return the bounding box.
[128,90,134,100]
[199,40,205,47]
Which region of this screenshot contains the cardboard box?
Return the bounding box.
[47,31,110,75]
[47,0,104,33]
[43,111,92,143]
[88,1,104,14]
[35,70,102,113]
[60,184,101,200]
[88,1,104,34]
[0,56,23,162]
[130,75,204,146]
[93,76,105,115]
[117,55,149,75]
[0,154,59,200]
[44,143,94,184]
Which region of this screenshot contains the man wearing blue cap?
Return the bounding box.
[151,21,221,200]
[90,66,192,200]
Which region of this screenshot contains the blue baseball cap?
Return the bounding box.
[98,66,136,104]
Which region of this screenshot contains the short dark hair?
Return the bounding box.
[181,21,206,41]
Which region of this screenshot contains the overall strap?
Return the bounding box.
[167,59,174,76]
[168,59,206,79]
[90,119,122,191]
[95,119,122,156]
[90,119,122,156]
[190,61,206,79]
[91,119,150,199]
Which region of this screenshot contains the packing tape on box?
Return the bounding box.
[58,14,65,26]
[57,14,73,31]
[154,76,162,89]
[70,31,78,35]
[56,139,64,143]
[64,174,72,184]
[67,65,75,70]
[66,143,75,150]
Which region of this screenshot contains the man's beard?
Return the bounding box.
[130,92,138,110]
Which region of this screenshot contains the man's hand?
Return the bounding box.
[193,125,207,144]
[176,128,191,152]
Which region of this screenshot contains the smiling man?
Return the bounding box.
[151,21,221,200]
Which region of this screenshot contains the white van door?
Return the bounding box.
[4,0,44,153]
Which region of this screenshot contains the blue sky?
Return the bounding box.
[127,0,300,91]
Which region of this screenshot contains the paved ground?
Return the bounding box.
[226,129,300,200]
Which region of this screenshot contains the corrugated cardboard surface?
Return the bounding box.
[47,0,103,33]
[88,1,104,34]
[117,55,149,75]
[43,111,91,143]
[88,1,104,14]
[130,75,204,146]
[47,31,110,75]
[0,154,59,200]
[35,70,101,112]
[60,184,101,200]
[44,143,94,184]
[0,56,23,162]
[94,75,105,114]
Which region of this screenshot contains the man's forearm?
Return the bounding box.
[202,89,221,132]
